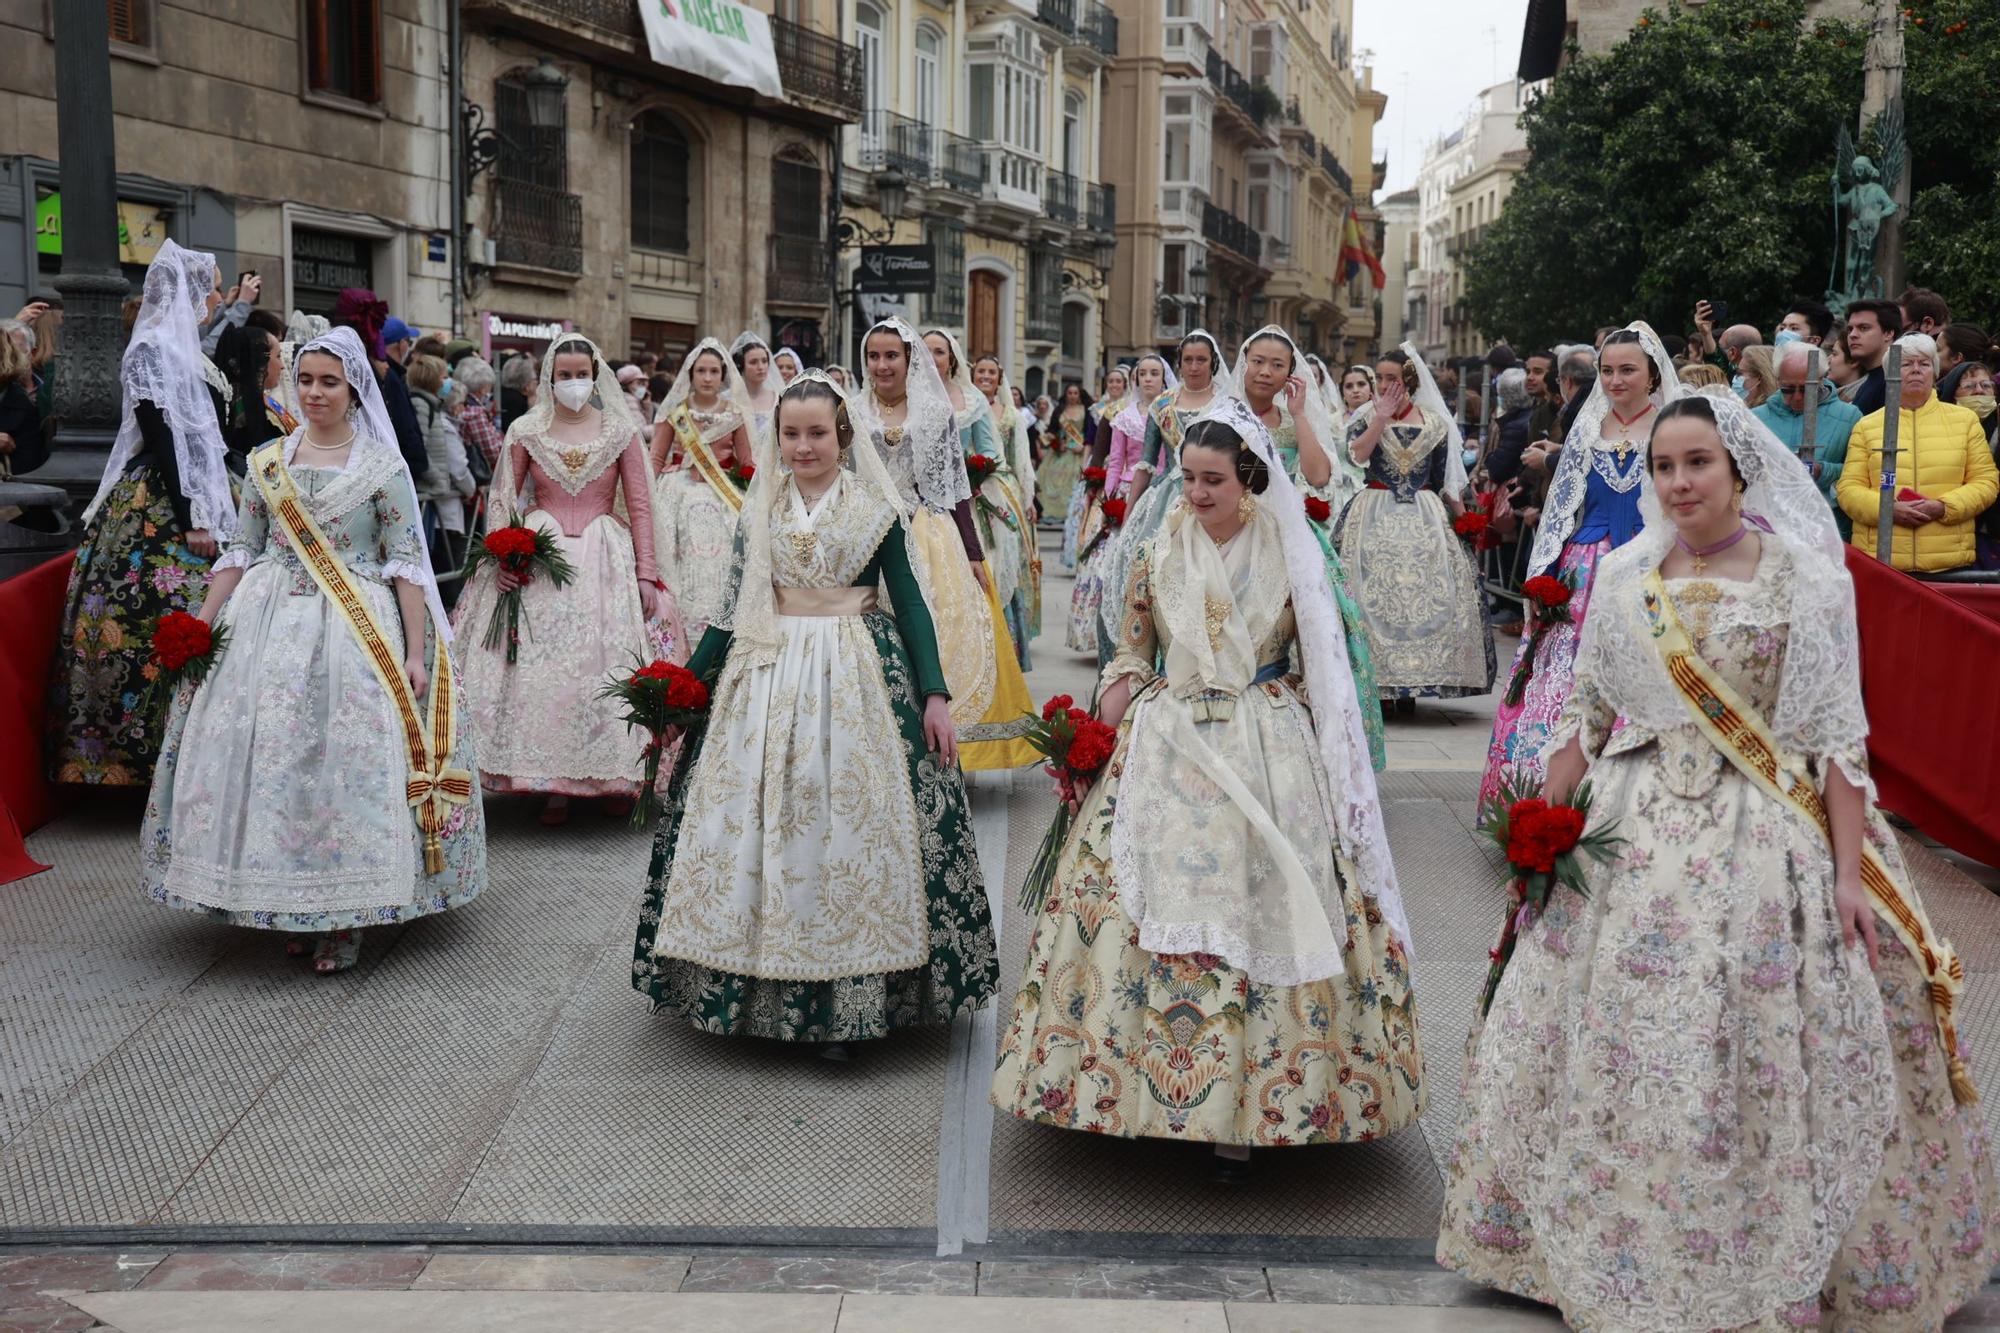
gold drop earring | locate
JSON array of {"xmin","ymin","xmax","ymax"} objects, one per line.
[
  {"xmin": 1731, "ymin": 483, "xmax": 1745, "ymax": 515},
  {"xmin": 1237, "ymin": 492, "xmax": 1258, "ymax": 522}
]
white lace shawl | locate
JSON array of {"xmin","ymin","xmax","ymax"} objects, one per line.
[
  {"xmin": 1528, "ymin": 320, "xmax": 1686, "ymax": 577},
  {"xmin": 86, "ymin": 239, "xmax": 236, "ymax": 537},
  {"xmin": 847, "ymin": 317, "xmax": 971, "ymax": 513}
]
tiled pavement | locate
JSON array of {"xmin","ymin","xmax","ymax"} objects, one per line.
[{"xmin": 5, "ymin": 534, "xmax": 1999, "ymax": 1329}]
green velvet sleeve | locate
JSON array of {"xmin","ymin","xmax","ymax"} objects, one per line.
[
  {"xmin": 872, "ymin": 522, "xmax": 950, "ymax": 700},
  {"xmin": 685, "ymin": 624, "xmax": 734, "ymax": 682},
  {"xmin": 967, "ymin": 413, "xmax": 1001, "ymax": 463}
]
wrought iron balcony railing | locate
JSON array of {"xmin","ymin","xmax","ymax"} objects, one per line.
[
  {"xmin": 1201, "ymin": 200, "xmax": 1262, "ymax": 266},
  {"xmin": 770, "ymin": 16, "xmax": 864, "ymax": 117},
  {"xmin": 1320, "ymin": 144, "xmax": 1353, "ymax": 198},
  {"xmin": 767, "ymin": 233, "xmax": 831, "ymax": 306},
  {"xmin": 1043, "ymin": 170, "xmax": 1081, "ymax": 226},
  {"xmin": 932, "ymin": 129, "xmax": 984, "ymax": 196},
  {"xmin": 1037, "ymin": 0, "xmax": 1076, "ymax": 37},
  {"xmin": 859, "ymin": 110, "xmax": 933, "ymax": 180},
  {"xmin": 493, "ymin": 176, "xmax": 583, "ymax": 273},
  {"xmin": 1085, "ymin": 181, "xmax": 1115, "ymax": 234},
  {"xmin": 1080, "ymin": 1, "xmax": 1117, "ymax": 56}
]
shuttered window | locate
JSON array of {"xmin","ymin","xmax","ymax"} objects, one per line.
[
  {"xmin": 106, "ymin": 0, "xmax": 152, "ymax": 46},
  {"xmin": 305, "ymin": 0, "xmax": 383, "ymax": 105}
]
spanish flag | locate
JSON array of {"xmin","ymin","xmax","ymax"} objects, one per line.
[{"xmin": 1340, "ymin": 210, "xmax": 1386, "ymax": 290}]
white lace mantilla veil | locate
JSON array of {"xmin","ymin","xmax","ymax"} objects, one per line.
[
  {"xmin": 923, "ymin": 327, "xmax": 993, "ymax": 435},
  {"xmin": 1110, "ymin": 394, "xmax": 1413, "ymax": 981},
  {"xmin": 772, "ymin": 347, "xmax": 805, "ymax": 378},
  {"xmin": 713, "ymin": 369, "xmax": 913, "ymax": 669},
  {"xmin": 86, "ymin": 238, "xmax": 236, "ymax": 538},
  {"xmin": 1177, "ymin": 327, "xmax": 1237, "ymax": 401},
  {"xmin": 1113, "ymin": 353, "xmax": 1178, "ymax": 443},
  {"xmin": 993, "ymin": 366, "xmax": 1036, "ymax": 495},
  {"xmin": 1231, "ymin": 327, "xmax": 1339, "ymax": 488},
  {"xmin": 654, "ymin": 335, "xmax": 751, "ymax": 434},
  {"xmin": 1395, "ymin": 341, "xmax": 1471, "ymax": 499},
  {"xmin": 267, "ymin": 326, "xmax": 453, "ymax": 643},
  {"xmin": 1569, "ymin": 388, "xmax": 1870, "ymax": 788},
  {"xmin": 1527, "ymin": 319, "xmax": 1685, "ymax": 578},
  {"xmin": 847, "ymin": 316, "xmax": 972, "ymax": 512},
  {"xmin": 495, "ymin": 332, "xmax": 644, "ymax": 501}
]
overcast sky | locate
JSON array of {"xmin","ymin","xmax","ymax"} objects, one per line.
[{"xmin": 1356, "ymin": 0, "xmax": 1532, "ymax": 197}]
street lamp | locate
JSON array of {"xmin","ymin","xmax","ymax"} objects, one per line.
[
  {"xmin": 1187, "ymin": 262, "xmax": 1209, "ymax": 304},
  {"xmin": 835, "ymin": 168, "xmax": 909, "ymax": 248},
  {"xmin": 521, "ymin": 58, "xmax": 568, "ymax": 130}
]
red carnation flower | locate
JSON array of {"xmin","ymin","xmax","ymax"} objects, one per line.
[
  {"xmin": 1452, "ymin": 511, "xmax": 1490, "ymax": 538},
  {"xmin": 1304, "ymin": 496, "xmax": 1332, "ymax": 523},
  {"xmin": 1522, "ymin": 574, "xmax": 1572, "ymax": 608},
  {"xmin": 664, "ymin": 673, "xmax": 709, "ymax": 710},
  {"xmin": 732, "ymin": 462, "xmax": 756, "ymax": 483},
  {"xmin": 150, "ymin": 611, "xmax": 213, "ymax": 673},
  {"xmin": 1101, "ymin": 498, "xmax": 1128, "ymax": 527},
  {"xmin": 1041, "ymin": 694, "xmax": 1074, "ymax": 721},
  {"xmin": 1064, "ymin": 719, "xmax": 1118, "ymax": 775}
]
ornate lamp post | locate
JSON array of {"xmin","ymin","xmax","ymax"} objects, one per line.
[{"xmin": 46, "ymin": 1, "xmax": 127, "ymax": 506}]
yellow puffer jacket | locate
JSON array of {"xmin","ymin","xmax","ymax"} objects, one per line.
[{"xmin": 1837, "ymin": 394, "xmax": 1999, "ymax": 572}]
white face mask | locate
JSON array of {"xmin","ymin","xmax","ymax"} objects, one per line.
[{"xmin": 553, "ymin": 379, "xmax": 594, "ymax": 411}]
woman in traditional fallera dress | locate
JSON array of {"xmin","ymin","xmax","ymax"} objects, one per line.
[
  {"xmin": 973, "ymin": 353, "xmax": 1041, "ymax": 663},
  {"xmin": 141, "ymin": 328, "xmax": 485, "ymax": 974},
  {"xmin": 848, "ymin": 317, "xmax": 998, "ymax": 732},
  {"xmin": 632, "ymin": 373, "xmax": 996, "ymax": 1051},
  {"xmin": 923, "ymin": 329, "xmax": 1040, "ymax": 770},
  {"xmin": 1438, "ymin": 391, "xmax": 1999, "ymax": 1332},
  {"xmin": 48, "ymin": 240, "xmax": 234, "ymax": 787},
  {"xmin": 729, "ymin": 331, "xmax": 779, "ymax": 443},
  {"xmin": 1069, "ymin": 358, "xmax": 1168, "ymax": 654},
  {"xmin": 1336, "ymin": 344, "xmax": 1494, "ymax": 709},
  {"xmin": 651, "ymin": 338, "xmax": 753, "ymax": 643},
  {"xmin": 453, "ymin": 335, "xmax": 673, "ymax": 824},
  {"xmin": 1044, "ymin": 382, "xmax": 1091, "ymax": 547},
  {"xmin": 772, "ymin": 346, "xmax": 804, "ymax": 387},
  {"xmin": 1062, "ymin": 369, "xmax": 1126, "ymax": 578},
  {"xmin": 992, "ymin": 399, "xmax": 1422, "ymax": 1173},
  {"xmin": 1227, "ymin": 326, "xmax": 1386, "ymax": 767},
  {"xmin": 1478, "ymin": 324, "xmax": 1678, "ymax": 814},
  {"xmin": 1096, "ymin": 330, "xmax": 1231, "ymax": 662}
]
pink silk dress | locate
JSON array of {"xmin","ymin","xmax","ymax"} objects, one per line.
[{"xmin": 456, "ymin": 432, "xmax": 672, "ymax": 796}]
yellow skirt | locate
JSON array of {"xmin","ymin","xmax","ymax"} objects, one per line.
[
  {"xmin": 910, "ymin": 509, "xmax": 997, "ymax": 730},
  {"xmin": 961, "ymin": 577, "xmax": 1042, "ymax": 772}
]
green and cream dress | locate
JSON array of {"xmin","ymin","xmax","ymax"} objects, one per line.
[{"xmin": 631, "ymin": 471, "xmax": 997, "ymax": 1040}]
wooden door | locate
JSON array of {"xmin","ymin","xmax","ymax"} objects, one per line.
[{"xmin": 969, "ymin": 270, "xmax": 1003, "ymax": 363}]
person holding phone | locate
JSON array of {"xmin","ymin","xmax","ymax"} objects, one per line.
[{"xmin": 200, "ymin": 269, "xmax": 262, "ymax": 356}]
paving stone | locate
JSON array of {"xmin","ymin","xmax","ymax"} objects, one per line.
[
  {"xmin": 1267, "ymin": 1261, "xmax": 1537, "ymax": 1307},
  {"xmin": 135, "ymin": 1250, "xmax": 429, "ymax": 1291},
  {"xmin": 974, "ymin": 1260, "xmax": 1268, "ymax": 1302},
  {"xmin": 65, "ymin": 1289, "xmax": 840, "ymax": 1333},
  {"xmin": 679, "ymin": 1254, "xmax": 973, "ymax": 1296},
  {"xmin": 412, "ymin": 1252, "xmax": 691, "ymax": 1291},
  {"xmin": 841, "ymin": 1294, "xmax": 1228, "ymax": 1331}
]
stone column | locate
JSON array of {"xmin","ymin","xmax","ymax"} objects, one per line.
[
  {"xmin": 47, "ymin": 0, "xmax": 128, "ymax": 506},
  {"xmin": 1861, "ymin": 0, "xmax": 1907, "ymax": 299}
]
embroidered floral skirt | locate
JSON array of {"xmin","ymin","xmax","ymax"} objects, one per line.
[
  {"xmin": 632, "ymin": 611, "xmax": 997, "ymax": 1042},
  {"xmin": 1477, "ymin": 537, "xmax": 1609, "ymax": 819},
  {"xmin": 1043, "ymin": 452, "xmax": 1083, "ymax": 544},
  {"xmin": 1437, "ymin": 742, "xmax": 1999, "ymax": 1331},
  {"xmin": 46, "ymin": 468, "xmax": 216, "ymax": 787},
  {"xmin": 1334, "ymin": 488, "xmax": 1494, "ymax": 699},
  {"xmin": 990, "ymin": 724, "xmax": 1424, "ymax": 1146},
  {"xmin": 1066, "ymin": 525, "xmax": 1115, "ymax": 655}
]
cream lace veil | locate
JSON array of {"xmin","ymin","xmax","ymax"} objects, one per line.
[
  {"xmin": 87, "ymin": 239, "xmax": 236, "ymax": 538},
  {"xmin": 847, "ymin": 317, "xmax": 971, "ymax": 512},
  {"xmin": 1231, "ymin": 326, "xmax": 1337, "ymax": 477},
  {"xmin": 1113, "ymin": 354, "xmax": 1177, "ymax": 443},
  {"xmin": 655, "ymin": 336, "xmax": 749, "ymax": 436},
  {"xmin": 1397, "ymin": 341, "xmax": 1470, "ymax": 498},
  {"xmin": 1529, "ymin": 320, "xmax": 1685, "ymax": 577}
]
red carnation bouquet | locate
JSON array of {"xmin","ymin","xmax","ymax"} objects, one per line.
[
  {"xmin": 729, "ymin": 460, "xmax": 756, "ymax": 490},
  {"xmin": 1304, "ymin": 495, "xmax": 1333, "ymax": 524},
  {"xmin": 1502, "ymin": 568, "xmax": 1580, "ymax": 707},
  {"xmin": 1100, "ymin": 497, "xmax": 1127, "ymax": 527},
  {"xmin": 1476, "ymin": 774, "xmax": 1623, "ymax": 1014},
  {"xmin": 964, "ymin": 453, "xmax": 999, "ymax": 487},
  {"xmin": 599, "ymin": 657, "xmax": 711, "ymax": 828},
  {"xmin": 1017, "ymin": 694, "xmax": 1120, "ymax": 910},
  {"xmin": 462, "ymin": 512, "xmax": 578, "ymax": 663},
  {"xmin": 141, "ymin": 609, "xmax": 229, "ymax": 721},
  {"xmin": 1081, "ymin": 466, "xmax": 1108, "ymax": 492},
  {"xmin": 1452, "ymin": 509, "xmax": 1492, "ymax": 549}
]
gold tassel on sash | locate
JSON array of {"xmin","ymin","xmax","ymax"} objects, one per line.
[
  {"xmin": 252, "ymin": 444, "xmax": 472, "ymax": 877},
  {"xmin": 1643, "ymin": 572, "xmax": 1976, "ymax": 1105}
]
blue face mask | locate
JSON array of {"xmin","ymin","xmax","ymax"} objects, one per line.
[
  {"xmin": 1462, "ymin": 448, "xmax": 1478, "ymax": 469},
  {"xmin": 441, "ymin": 376, "xmax": 455, "ymax": 400}
]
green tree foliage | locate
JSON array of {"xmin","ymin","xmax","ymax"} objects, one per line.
[
  {"xmin": 1902, "ymin": 0, "xmax": 2000, "ymax": 328},
  {"xmin": 1465, "ymin": 0, "xmax": 1865, "ymax": 350}
]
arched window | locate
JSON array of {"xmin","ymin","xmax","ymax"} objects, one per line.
[
  {"xmin": 631, "ymin": 110, "xmax": 692, "ymax": 252},
  {"xmin": 915, "ymin": 25, "xmax": 943, "ymax": 128}
]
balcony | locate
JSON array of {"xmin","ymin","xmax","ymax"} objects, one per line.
[
  {"xmin": 1202, "ymin": 200, "xmax": 1262, "ymax": 267},
  {"xmin": 979, "ymin": 144, "xmax": 1044, "ymax": 217},
  {"xmin": 859, "ymin": 110, "xmax": 933, "ymax": 181},
  {"xmin": 1085, "ymin": 181, "xmax": 1115, "ymax": 234},
  {"xmin": 1027, "ymin": 296, "xmax": 1063, "ymax": 345},
  {"xmin": 493, "ymin": 177, "xmax": 583, "ymax": 274},
  {"xmin": 1079, "ymin": 1, "xmax": 1117, "ymax": 58},
  {"xmin": 1320, "ymin": 144, "xmax": 1353, "ymax": 199},
  {"xmin": 1036, "ymin": 0, "xmax": 1075, "ymax": 36},
  {"xmin": 1207, "ymin": 51, "xmax": 1272, "ymax": 140},
  {"xmin": 767, "ymin": 234, "xmax": 830, "ymax": 308},
  {"xmin": 932, "ymin": 129, "xmax": 984, "ymax": 196},
  {"xmin": 1043, "ymin": 171, "xmax": 1081, "ymax": 226},
  {"xmin": 770, "ymin": 16, "xmax": 864, "ymax": 119}
]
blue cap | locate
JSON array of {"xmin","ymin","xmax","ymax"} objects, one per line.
[{"xmin": 383, "ymin": 317, "xmax": 421, "ymax": 344}]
